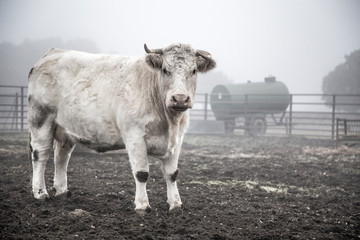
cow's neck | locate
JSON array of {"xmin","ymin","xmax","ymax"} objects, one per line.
[
  {"xmin": 143, "ymin": 68, "xmax": 187, "ymax": 157},
  {"xmin": 149, "ymin": 88, "xmax": 187, "ymax": 157},
  {"xmin": 143, "ymin": 71, "xmax": 166, "ymax": 119},
  {"xmin": 163, "ymin": 110, "xmax": 187, "ymax": 158}
]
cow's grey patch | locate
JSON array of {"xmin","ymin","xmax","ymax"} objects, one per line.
[
  {"xmin": 28, "ymin": 96, "xmax": 55, "ymax": 128},
  {"xmin": 29, "ymin": 142, "xmax": 33, "ymax": 153},
  {"xmin": 77, "ymin": 138, "xmax": 125, "ymax": 153},
  {"xmin": 94, "ymin": 145, "xmax": 123, "ymax": 153},
  {"xmin": 54, "ymin": 124, "xmax": 75, "ymax": 148},
  {"xmin": 170, "ymin": 170, "xmax": 179, "ymax": 182},
  {"xmin": 33, "ymin": 150, "xmax": 39, "ymax": 161},
  {"xmin": 28, "ymin": 132, "xmax": 33, "ymax": 163},
  {"xmin": 77, "ymin": 138, "xmax": 92, "ymax": 145},
  {"xmin": 136, "ymin": 171, "xmax": 149, "ymax": 183}
]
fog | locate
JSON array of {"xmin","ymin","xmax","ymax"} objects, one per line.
[{"xmin": 1, "ymin": 0, "xmax": 360, "ymax": 94}]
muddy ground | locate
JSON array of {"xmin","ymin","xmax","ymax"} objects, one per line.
[{"xmin": 0, "ymin": 132, "xmax": 359, "ymax": 240}]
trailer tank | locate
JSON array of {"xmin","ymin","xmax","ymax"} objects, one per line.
[{"xmin": 210, "ymin": 77, "xmax": 290, "ymax": 120}]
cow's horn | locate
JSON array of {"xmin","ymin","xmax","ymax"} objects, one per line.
[
  {"xmin": 144, "ymin": 44, "xmax": 163, "ymax": 54},
  {"xmin": 196, "ymin": 50, "xmax": 212, "ymax": 60}
]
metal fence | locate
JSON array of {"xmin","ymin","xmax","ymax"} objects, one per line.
[
  {"xmin": 0, "ymin": 85, "xmax": 28, "ymax": 131},
  {"xmin": 336, "ymin": 118, "xmax": 360, "ymax": 147},
  {"xmin": 1, "ymin": 85, "xmax": 359, "ymax": 139},
  {"xmin": 190, "ymin": 93, "xmax": 360, "ymax": 139}
]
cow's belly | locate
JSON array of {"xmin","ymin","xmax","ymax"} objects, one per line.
[
  {"xmin": 66, "ymin": 128, "xmax": 126, "ymax": 153},
  {"xmin": 76, "ymin": 137, "xmax": 126, "ymax": 152},
  {"xmin": 57, "ymin": 107, "xmax": 125, "ymax": 152}
]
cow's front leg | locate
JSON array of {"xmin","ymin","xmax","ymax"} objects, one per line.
[
  {"xmin": 161, "ymin": 153, "xmax": 182, "ymax": 211},
  {"xmin": 125, "ymin": 136, "xmax": 150, "ymax": 214}
]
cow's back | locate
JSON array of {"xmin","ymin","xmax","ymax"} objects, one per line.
[
  {"xmin": 29, "ymin": 49, "xmax": 133, "ymax": 103},
  {"xmin": 28, "ymin": 49, "xmax": 137, "ymax": 146}
]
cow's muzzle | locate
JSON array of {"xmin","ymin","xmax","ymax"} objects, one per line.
[{"xmin": 169, "ymin": 94, "xmax": 192, "ymax": 112}]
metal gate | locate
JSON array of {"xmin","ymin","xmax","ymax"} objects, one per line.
[
  {"xmin": 189, "ymin": 93, "xmax": 360, "ymax": 139},
  {"xmin": 0, "ymin": 85, "xmax": 28, "ymax": 131}
]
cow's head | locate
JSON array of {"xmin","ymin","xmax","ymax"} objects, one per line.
[{"xmin": 144, "ymin": 43, "xmax": 216, "ymax": 113}]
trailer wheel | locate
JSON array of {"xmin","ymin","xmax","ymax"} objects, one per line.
[
  {"xmin": 225, "ymin": 120, "xmax": 235, "ymax": 134},
  {"xmin": 249, "ymin": 115, "xmax": 267, "ymax": 136}
]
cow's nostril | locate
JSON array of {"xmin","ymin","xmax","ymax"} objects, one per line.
[{"xmin": 171, "ymin": 94, "xmax": 191, "ymax": 106}]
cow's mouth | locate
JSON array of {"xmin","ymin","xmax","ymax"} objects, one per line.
[
  {"xmin": 170, "ymin": 106, "xmax": 190, "ymax": 112},
  {"xmin": 168, "ymin": 94, "xmax": 192, "ymax": 113}
]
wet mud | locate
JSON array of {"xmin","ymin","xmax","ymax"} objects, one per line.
[{"xmin": 1, "ymin": 133, "xmax": 359, "ymax": 239}]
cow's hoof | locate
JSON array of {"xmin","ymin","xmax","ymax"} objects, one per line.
[
  {"xmin": 169, "ymin": 204, "xmax": 183, "ymax": 215},
  {"xmin": 135, "ymin": 206, "xmax": 151, "ymax": 216},
  {"xmin": 55, "ymin": 190, "xmax": 72, "ymax": 198},
  {"xmin": 50, "ymin": 186, "xmax": 71, "ymax": 198},
  {"xmin": 34, "ymin": 193, "xmax": 50, "ymax": 201},
  {"xmin": 34, "ymin": 189, "xmax": 50, "ymax": 201}
]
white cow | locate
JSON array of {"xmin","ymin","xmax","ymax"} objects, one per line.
[{"xmin": 28, "ymin": 43, "xmax": 216, "ymax": 214}]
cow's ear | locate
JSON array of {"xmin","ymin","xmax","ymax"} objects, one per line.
[
  {"xmin": 145, "ymin": 54, "xmax": 163, "ymax": 70},
  {"xmin": 196, "ymin": 50, "xmax": 216, "ymax": 73}
]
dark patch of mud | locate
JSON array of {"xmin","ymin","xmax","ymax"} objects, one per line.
[{"xmin": 1, "ymin": 133, "xmax": 359, "ymax": 239}]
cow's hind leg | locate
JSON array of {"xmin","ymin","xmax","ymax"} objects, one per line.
[
  {"xmin": 29, "ymin": 126, "xmax": 54, "ymax": 200},
  {"xmin": 28, "ymin": 96, "xmax": 56, "ymax": 200},
  {"xmin": 53, "ymin": 126, "xmax": 75, "ymax": 197}
]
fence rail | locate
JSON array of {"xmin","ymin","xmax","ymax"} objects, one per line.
[
  {"xmin": 1, "ymin": 85, "xmax": 359, "ymax": 139},
  {"xmin": 336, "ymin": 118, "xmax": 360, "ymax": 147},
  {"xmin": 190, "ymin": 93, "xmax": 360, "ymax": 139},
  {"xmin": 0, "ymin": 85, "xmax": 28, "ymax": 131}
]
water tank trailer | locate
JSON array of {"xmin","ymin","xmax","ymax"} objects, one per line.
[{"xmin": 210, "ymin": 76, "xmax": 290, "ymax": 135}]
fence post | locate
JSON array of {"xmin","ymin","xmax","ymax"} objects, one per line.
[
  {"xmin": 244, "ymin": 95, "xmax": 249, "ymax": 134},
  {"xmin": 344, "ymin": 119, "xmax": 347, "ymax": 135},
  {"xmin": 15, "ymin": 92, "xmax": 19, "ymax": 130},
  {"xmin": 331, "ymin": 95, "xmax": 336, "ymax": 139},
  {"xmin": 21, "ymin": 87, "xmax": 24, "ymax": 131},
  {"xmin": 289, "ymin": 94, "xmax": 293, "ymax": 136},
  {"xmin": 244, "ymin": 94, "xmax": 248, "ymax": 117},
  {"xmin": 204, "ymin": 93, "xmax": 208, "ymax": 121},
  {"xmin": 336, "ymin": 118, "xmax": 339, "ymax": 148}
]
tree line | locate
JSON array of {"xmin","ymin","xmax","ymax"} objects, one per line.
[
  {"xmin": 322, "ymin": 49, "xmax": 360, "ymax": 112},
  {"xmin": 0, "ymin": 38, "xmax": 100, "ymax": 87}
]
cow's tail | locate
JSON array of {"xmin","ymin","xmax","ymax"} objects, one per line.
[{"xmin": 28, "ymin": 131, "xmax": 33, "ymax": 186}]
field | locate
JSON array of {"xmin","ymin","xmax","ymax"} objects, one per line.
[{"xmin": 0, "ymin": 132, "xmax": 359, "ymax": 239}]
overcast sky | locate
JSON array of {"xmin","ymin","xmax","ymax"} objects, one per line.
[{"xmin": 1, "ymin": 0, "xmax": 359, "ymax": 93}]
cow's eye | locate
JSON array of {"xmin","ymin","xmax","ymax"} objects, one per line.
[
  {"xmin": 162, "ymin": 68, "xmax": 170, "ymax": 76},
  {"xmin": 192, "ymin": 69, "xmax": 197, "ymax": 75}
]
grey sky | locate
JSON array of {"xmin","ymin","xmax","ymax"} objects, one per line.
[{"xmin": 1, "ymin": 0, "xmax": 359, "ymax": 93}]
